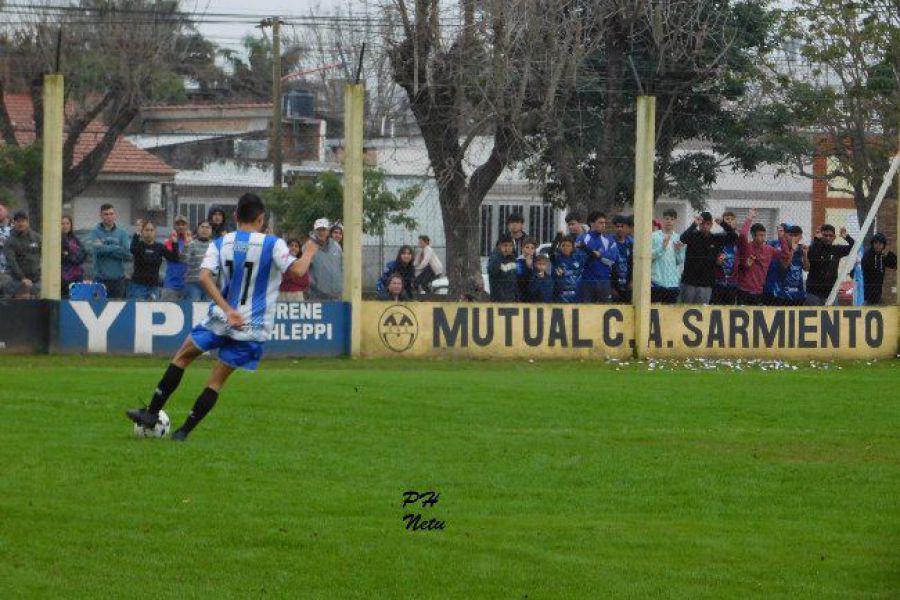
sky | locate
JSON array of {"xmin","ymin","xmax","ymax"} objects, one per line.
[{"xmin": 189, "ymin": 0, "xmax": 365, "ymax": 53}]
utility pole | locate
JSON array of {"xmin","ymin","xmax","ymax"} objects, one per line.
[
  {"xmin": 260, "ymin": 17, "xmax": 284, "ymax": 188},
  {"xmin": 41, "ymin": 30, "xmax": 65, "ymax": 300}
]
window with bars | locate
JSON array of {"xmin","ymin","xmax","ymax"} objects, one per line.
[{"xmin": 480, "ymin": 202, "xmax": 557, "ymax": 256}]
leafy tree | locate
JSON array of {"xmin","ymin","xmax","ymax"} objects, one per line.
[
  {"xmin": 0, "ymin": 0, "xmax": 207, "ymax": 229},
  {"xmin": 529, "ymin": 0, "xmax": 783, "ymax": 214},
  {"xmin": 220, "ymin": 33, "xmax": 304, "ymax": 102},
  {"xmin": 0, "ymin": 143, "xmax": 40, "ymax": 204},
  {"xmin": 767, "ymin": 0, "xmax": 899, "ymax": 228},
  {"xmin": 265, "ymin": 168, "xmax": 420, "ymax": 239}
]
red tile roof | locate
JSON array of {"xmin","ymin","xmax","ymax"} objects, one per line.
[{"xmin": 2, "ymin": 93, "xmax": 175, "ymax": 177}]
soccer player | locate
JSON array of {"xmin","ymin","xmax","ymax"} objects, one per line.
[{"xmin": 126, "ymin": 193, "xmax": 318, "ymax": 441}]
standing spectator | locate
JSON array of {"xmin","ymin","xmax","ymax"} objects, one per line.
[
  {"xmin": 679, "ymin": 211, "xmax": 736, "ymax": 305},
  {"xmin": 860, "ymin": 233, "xmax": 896, "ymax": 305},
  {"xmin": 775, "ymin": 225, "xmax": 807, "ymax": 306},
  {"xmin": 183, "ymin": 221, "xmax": 213, "ymax": 302},
  {"xmin": 516, "ymin": 238, "xmax": 538, "ymax": 301},
  {"xmin": 577, "ymin": 211, "xmax": 617, "ymax": 303},
  {"xmin": 207, "ymin": 205, "xmax": 229, "ymax": 239},
  {"xmin": 89, "ymin": 204, "xmax": 130, "ymax": 298},
  {"xmin": 553, "ymin": 235, "xmax": 584, "ymax": 303},
  {"xmin": 4, "ymin": 210, "xmax": 41, "ymax": 298},
  {"xmin": 414, "ymin": 235, "xmax": 444, "ymax": 293},
  {"xmin": 61, "ymin": 215, "xmax": 86, "ymax": 297},
  {"xmin": 488, "ymin": 234, "xmax": 519, "ymax": 301},
  {"xmin": 330, "ymin": 224, "xmax": 344, "ymax": 247},
  {"xmin": 735, "ymin": 208, "xmax": 789, "ymax": 305},
  {"xmin": 550, "ymin": 212, "xmax": 587, "ymax": 259},
  {"xmin": 308, "ymin": 218, "xmax": 343, "ymax": 300},
  {"xmin": 506, "ymin": 213, "xmax": 528, "ymax": 256},
  {"xmin": 712, "ymin": 211, "xmax": 739, "ymax": 305},
  {"xmin": 650, "ymin": 209, "xmax": 684, "ymax": 303},
  {"xmin": 278, "ymin": 239, "xmax": 311, "ymax": 302},
  {"xmin": 376, "ymin": 245, "xmax": 416, "ymax": 300},
  {"xmin": 804, "ymin": 224, "xmax": 855, "ymax": 305},
  {"xmin": 0, "ymin": 201, "xmax": 11, "ymax": 297},
  {"xmin": 762, "ymin": 224, "xmax": 788, "ymax": 305},
  {"xmin": 611, "ymin": 214, "xmax": 634, "ymax": 303},
  {"xmin": 529, "ymin": 254, "xmax": 555, "ymax": 302},
  {"xmin": 129, "ymin": 220, "xmax": 180, "ymax": 301},
  {"xmin": 161, "ymin": 215, "xmax": 192, "ymax": 301}
]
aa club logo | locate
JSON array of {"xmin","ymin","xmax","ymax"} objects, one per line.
[{"xmin": 378, "ymin": 305, "xmax": 419, "ymax": 352}]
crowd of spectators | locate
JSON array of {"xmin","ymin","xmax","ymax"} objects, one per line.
[
  {"xmin": 473, "ymin": 208, "xmax": 895, "ymax": 306},
  {"xmin": 0, "ymin": 199, "xmax": 895, "ymax": 306}
]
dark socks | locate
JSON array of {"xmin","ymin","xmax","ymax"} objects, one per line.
[
  {"xmin": 177, "ymin": 387, "xmax": 219, "ymax": 434},
  {"xmin": 148, "ymin": 363, "xmax": 185, "ymax": 414}
]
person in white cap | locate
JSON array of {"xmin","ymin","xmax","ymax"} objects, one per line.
[{"xmin": 307, "ymin": 217, "xmax": 343, "ymax": 300}]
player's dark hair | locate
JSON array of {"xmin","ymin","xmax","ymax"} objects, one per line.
[
  {"xmin": 564, "ymin": 211, "xmax": 582, "ymax": 224},
  {"xmin": 821, "ymin": 224, "xmax": 836, "ymax": 234},
  {"xmin": 750, "ymin": 223, "xmax": 766, "ymax": 235},
  {"xmin": 100, "ymin": 203, "xmax": 114, "ymax": 213},
  {"xmin": 236, "ymin": 193, "xmax": 266, "ymax": 223},
  {"xmin": 559, "ymin": 234, "xmax": 576, "ymax": 246},
  {"xmin": 587, "ymin": 211, "xmax": 607, "ymax": 224},
  {"xmin": 418, "ymin": 234, "xmax": 430, "ymax": 244},
  {"xmin": 506, "ymin": 213, "xmax": 524, "ymax": 224},
  {"xmin": 663, "ymin": 208, "xmax": 677, "ymax": 219},
  {"xmin": 722, "ymin": 210, "xmax": 736, "ymax": 218},
  {"xmin": 395, "ymin": 244, "xmax": 415, "ymax": 264},
  {"xmin": 497, "ymin": 233, "xmax": 514, "ymax": 245},
  {"xmin": 612, "ymin": 214, "xmax": 627, "ymax": 225}
]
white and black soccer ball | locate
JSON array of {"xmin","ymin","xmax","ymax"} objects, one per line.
[{"xmin": 133, "ymin": 410, "xmax": 171, "ymax": 438}]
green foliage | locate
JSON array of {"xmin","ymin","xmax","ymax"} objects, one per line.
[
  {"xmin": 768, "ymin": 0, "xmax": 898, "ymax": 208},
  {"xmin": 264, "ymin": 168, "xmax": 420, "ymax": 238},
  {"xmin": 220, "ymin": 34, "xmax": 304, "ymax": 102},
  {"xmin": 0, "ymin": 143, "xmax": 41, "ymax": 203},
  {"xmin": 265, "ymin": 171, "xmax": 344, "ymax": 238},
  {"xmin": 528, "ymin": 1, "xmax": 788, "ymax": 211},
  {"xmin": 362, "ymin": 168, "xmax": 421, "ymax": 238}
]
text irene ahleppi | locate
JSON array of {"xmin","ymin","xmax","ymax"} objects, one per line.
[{"xmin": 402, "ymin": 490, "xmax": 445, "ymax": 531}]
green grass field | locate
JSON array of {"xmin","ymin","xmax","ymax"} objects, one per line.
[{"xmin": 0, "ymin": 355, "xmax": 897, "ymax": 598}]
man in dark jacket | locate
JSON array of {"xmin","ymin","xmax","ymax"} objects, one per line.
[
  {"xmin": 488, "ymin": 234, "xmax": 519, "ymax": 302},
  {"xmin": 4, "ymin": 210, "xmax": 42, "ymax": 298},
  {"xmin": 804, "ymin": 224, "xmax": 854, "ymax": 305},
  {"xmin": 506, "ymin": 213, "xmax": 528, "ymax": 257},
  {"xmin": 207, "ymin": 205, "xmax": 229, "ymax": 239},
  {"xmin": 129, "ymin": 220, "xmax": 181, "ymax": 300},
  {"xmin": 861, "ymin": 233, "xmax": 896, "ymax": 305},
  {"xmin": 679, "ymin": 211, "xmax": 737, "ymax": 305}
]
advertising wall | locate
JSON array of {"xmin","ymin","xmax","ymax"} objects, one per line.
[
  {"xmin": 59, "ymin": 301, "xmax": 349, "ymax": 357},
  {"xmin": 362, "ymin": 302, "xmax": 898, "ymax": 360},
  {"xmin": 0, "ymin": 300, "xmax": 55, "ymax": 354}
]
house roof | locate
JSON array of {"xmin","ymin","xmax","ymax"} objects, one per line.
[{"xmin": 2, "ymin": 93, "xmax": 175, "ymax": 178}]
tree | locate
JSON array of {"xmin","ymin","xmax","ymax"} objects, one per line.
[
  {"xmin": 220, "ymin": 33, "xmax": 304, "ymax": 102},
  {"xmin": 769, "ymin": 0, "xmax": 899, "ymax": 229},
  {"xmin": 529, "ymin": 0, "xmax": 783, "ymax": 215},
  {"xmin": 0, "ymin": 0, "xmax": 204, "ymax": 229},
  {"xmin": 265, "ymin": 168, "xmax": 420, "ymax": 239},
  {"xmin": 385, "ymin": 0, "xmax": 599, "ymax": 295}
]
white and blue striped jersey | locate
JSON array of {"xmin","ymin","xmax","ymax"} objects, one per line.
[{"xmin": 200, "ymin": 231, "xmax": 296, "ymax": 342}]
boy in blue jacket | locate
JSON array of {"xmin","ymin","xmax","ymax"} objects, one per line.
[
  {"xmin": 576, "ymin": 211, "xmax": 618, "ymax": 303},
  {"xmin": 529, "ymin": 254, "xmax": 555, "ymax": 302},
  {"xmin": 553, "ymin": 235, "xmax": 584, "ymax": 303}
]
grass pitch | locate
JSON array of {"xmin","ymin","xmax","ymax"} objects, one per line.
[{"xmin": 0, "ymin": 355, "xmax": 897, "ymax": 598}]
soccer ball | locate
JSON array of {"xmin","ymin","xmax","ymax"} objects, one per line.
[{"xmin": 133, "ymin": 410, "xmax": 171, "ymax": 438}]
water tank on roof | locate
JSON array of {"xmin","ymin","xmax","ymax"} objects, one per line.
[{"xmin": 283, "ymin": 90, "xmax": 315, "ymax": 119}]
